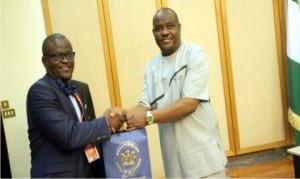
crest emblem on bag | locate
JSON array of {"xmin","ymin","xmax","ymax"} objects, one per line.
[{"xmin": 115, "ymin": 141, "xmax": 142, "ymax": 177}]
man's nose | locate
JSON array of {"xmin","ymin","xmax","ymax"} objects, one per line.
[{"xmin": 161, "ymin": 27, "xmax": 170, "ymax": 35}]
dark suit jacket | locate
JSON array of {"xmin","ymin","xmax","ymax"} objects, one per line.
[{"xmin": 26, "ymin": 75, "xmax": 110, "ymax": 178}]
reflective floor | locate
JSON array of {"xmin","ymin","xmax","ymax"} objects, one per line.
[{"xmin": 226, "ymin": 147, "xmax": 295, "ymax": 178}]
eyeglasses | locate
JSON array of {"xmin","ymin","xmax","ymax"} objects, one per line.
[{"xmin": 44, "ymin": 52, "xmax": 75, "ymax": 61}]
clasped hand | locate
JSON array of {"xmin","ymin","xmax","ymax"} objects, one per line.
[
  {"xmin": 103, "ymin": 107, "xmax": 126, "ymax": 133},
  {"xmin": 125, "ymin": 111, "xmax": 148, "ymax": 130},
  {"xmin": 104, "ymin": 107, "xmax": 148, "ymax": 132}
]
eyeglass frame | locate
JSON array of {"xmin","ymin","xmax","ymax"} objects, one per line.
[{"xmin": 43, "ymin": 51, "xmax": 76, "ymax": 61}]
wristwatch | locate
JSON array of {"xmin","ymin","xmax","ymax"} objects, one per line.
[{"xmin": 146, "ymin": 111, "xmax": 154, "ymax": 125}]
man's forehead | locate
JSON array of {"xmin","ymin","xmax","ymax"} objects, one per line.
[
  {"xmin": 46, "ymin": 39, "xmax": 72, "ymax": 52},
  {"xmin": 154, "ymin": 13, "xmax": 177, "ymax": 24}
]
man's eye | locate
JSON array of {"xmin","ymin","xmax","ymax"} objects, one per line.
[
  {"xmin": 65, "ymin": 53, "xmax": 73, "ymax": 59},
  {"xmin": 167, "ymin": 24, "xmax": 175, "ymax": 29},
  {"xmin": 154, "ymin": 26, "xmax": 163, "ymax": 32},
  {"xmin": 49, "ymin": 54, "xmax": 61, "ymax": 59}
]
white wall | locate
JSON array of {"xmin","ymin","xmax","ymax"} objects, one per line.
[{"xmin": 1, "ymin": 0, "xmax": 46, "ymax": 177}]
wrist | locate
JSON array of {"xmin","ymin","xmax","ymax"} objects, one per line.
[{"xmin": 146, "ymin": 111, "xmax": 154, "ymax": 125}]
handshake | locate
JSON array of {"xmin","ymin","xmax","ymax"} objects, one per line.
[{"xmin": 103, "ymin": 107, "xmax": 150, "ymax": 133}]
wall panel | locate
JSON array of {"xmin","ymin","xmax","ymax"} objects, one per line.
[
  {"xmin": 1, "ymin": 0, "xmax": 46, "ymax": 177},
  {"xmin": 226, "ymin": 0, "xmax": 286, "ymax": 150}
]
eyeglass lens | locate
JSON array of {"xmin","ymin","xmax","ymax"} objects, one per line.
[{"xmin": 45, "ymin": 52, "xmax": 75, "ymax": 61}]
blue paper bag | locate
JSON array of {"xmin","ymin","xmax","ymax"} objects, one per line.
[{"xmin": 102, "ymin": 128, "xmax": 152, "ymax": 178}]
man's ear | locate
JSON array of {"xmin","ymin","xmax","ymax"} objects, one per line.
[{"xmin": 42, "ymin": 56, "xmax": 47, "ymax": 67}]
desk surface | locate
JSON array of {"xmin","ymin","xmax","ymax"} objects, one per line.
[{"xmin": 287, "ymin": 146, "xmax": 300, "ymax": 156}]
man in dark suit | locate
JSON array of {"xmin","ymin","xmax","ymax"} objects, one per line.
[{"xmin": 26, "ymin": 33, "xmax": 124, "ymax": 178}]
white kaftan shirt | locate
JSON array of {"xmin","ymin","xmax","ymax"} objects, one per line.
[{"xmin": 139, "ymin": 42, "xmax": 227, "ymax": 177}]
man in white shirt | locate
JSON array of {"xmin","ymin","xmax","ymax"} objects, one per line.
[{"xmin": 126, "ymin": 8, "xmax": 228, "ymax": 178}]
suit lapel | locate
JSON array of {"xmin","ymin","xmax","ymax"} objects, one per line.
[{"xmin": 41, "ymin": 75, "xmax": 79, "ymax": 122}]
